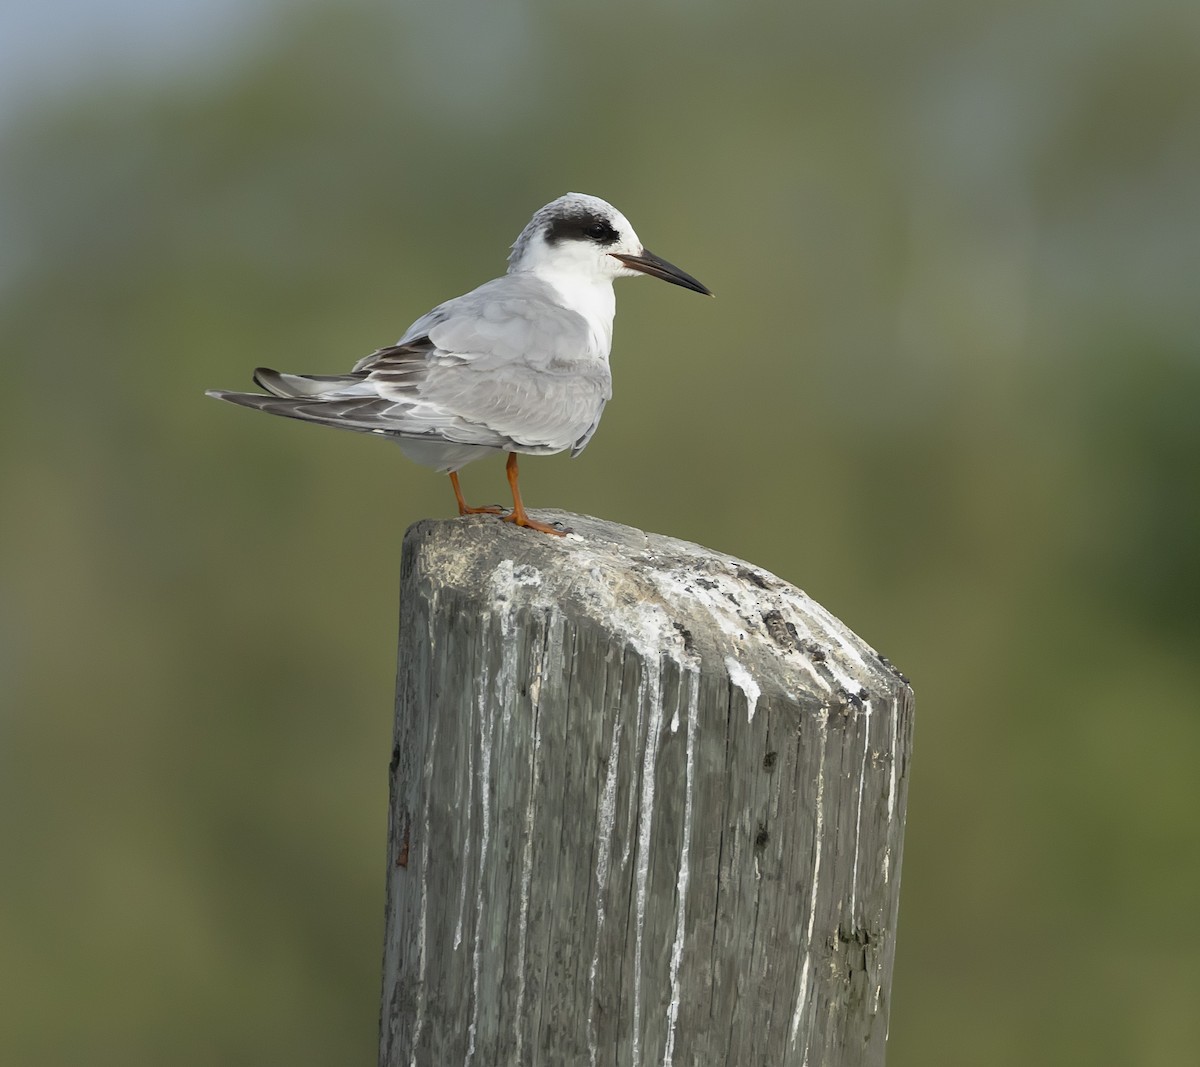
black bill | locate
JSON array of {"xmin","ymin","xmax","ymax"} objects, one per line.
[{"xmin": 611, "ymin": 248, "xmax": 713, "ymax": 296}]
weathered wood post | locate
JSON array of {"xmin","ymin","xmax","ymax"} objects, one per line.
[{"xmin": 380, "ymin": 511, "xmax": 913, "ymax": 1067}]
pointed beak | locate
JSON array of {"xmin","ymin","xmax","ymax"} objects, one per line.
[{"xmin": 611, "ymin": 248, "xmax": 713, "ymax": 296}]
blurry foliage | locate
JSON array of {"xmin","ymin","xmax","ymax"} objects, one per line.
[{"xmin": 2, "ymin": 0, "xmax": 1198, "ymax": 1064}]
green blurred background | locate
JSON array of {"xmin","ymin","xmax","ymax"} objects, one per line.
[{"xmin": 2, "ymin": 0, "xmax": 1198, "ymax": 1063}]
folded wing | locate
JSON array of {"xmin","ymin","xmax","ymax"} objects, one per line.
[{"xmin": 208, "ymin": 276, "xmax": 613, "ymax": 457}]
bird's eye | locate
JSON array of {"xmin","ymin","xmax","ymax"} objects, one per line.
[{"xmin": 585, "ymin": 222, "xmax": 612, "ymax": 241}]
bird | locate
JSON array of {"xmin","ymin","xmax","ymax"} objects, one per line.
[{"xmin": 207, "ymin": 192, "xmax": 712, "ymax": 535}]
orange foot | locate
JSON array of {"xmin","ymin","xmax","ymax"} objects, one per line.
[
  {"xmin": 502, "ymin": 453, "xmax": 566, "ymax": 536},
  {"xmin": 502, "ymin": 509, "xmax": 565, "ymax": 536},
  {"xmin": 449, "ymin": 471, "xmax": 507, "ymax": 517}
]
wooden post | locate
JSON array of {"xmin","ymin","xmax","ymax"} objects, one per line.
[{"xmin": 379, "ymin": 512, "xmax": 913, "ymax": 1067}]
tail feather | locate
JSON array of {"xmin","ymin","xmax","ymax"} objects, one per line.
[
  {"xmin": 204, "ymin": 388, "xmax": 515, "ymax": 451},
  {"xmin": 252, "ymin": 366, "xmax": 370, "ymax": 398},
  {"xmin": 205, "ymin": 389, "xmax": 395, "ymax": 435}
]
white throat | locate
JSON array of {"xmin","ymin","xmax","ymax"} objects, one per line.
[{"xmin": 529, "ymin": 264, "xmax": 617, "ymax": 358}]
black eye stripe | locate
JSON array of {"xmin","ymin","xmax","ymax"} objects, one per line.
[{"xmin": 545, "ymin": 212, "xmax": 619, "ymax": 246}]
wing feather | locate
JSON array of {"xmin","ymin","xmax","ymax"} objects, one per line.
[{"xmin": 365, "ymin": 276, "xmax": 612, "ymax": 454}]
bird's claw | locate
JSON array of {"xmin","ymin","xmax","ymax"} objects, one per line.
[{"xmin": 502, "ymin": 512, "xmax": 566, "ymax": 537}]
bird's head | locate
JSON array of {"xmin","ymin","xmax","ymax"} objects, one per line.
[{"xmin": 508, "ymin": 193, "xmax": 712, "ymax": 296}]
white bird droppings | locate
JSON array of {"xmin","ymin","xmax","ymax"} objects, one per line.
[
  {"xmin": 663, "ymin": 669, "xmax": 700, "ymax": 1066},
  {"xmin": 725, "ymin": 655, "xmax": 761, "ymax": 722},
  {"xmin": 790, "ymin": 708, "xmax": 828, "ymax": 1055}
]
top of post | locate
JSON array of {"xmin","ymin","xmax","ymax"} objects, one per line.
[{"xmin": 402, "ymin": 510, "xmax": 910, "ymax": 712}]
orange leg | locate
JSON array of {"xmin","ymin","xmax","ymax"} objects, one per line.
[
  {"xmin": 501, "ymin": 453, "xmax": 564, "ymax": 536},
  {"xmin": 448, "ymin": 471, "xmax": 505, "ymax": 517}
]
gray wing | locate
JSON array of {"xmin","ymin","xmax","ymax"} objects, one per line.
[
  {"xmin": 360, "ymin": 275, "xmax": 612, "ymax": 454},
  {"xmin": 211, "ymin": 275, "xmax": 611, "ymax": 457}
]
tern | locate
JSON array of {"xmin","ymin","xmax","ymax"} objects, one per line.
[{"xmin": 207, "ymin": 192, "xmax": 712, "ymax": 535}]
